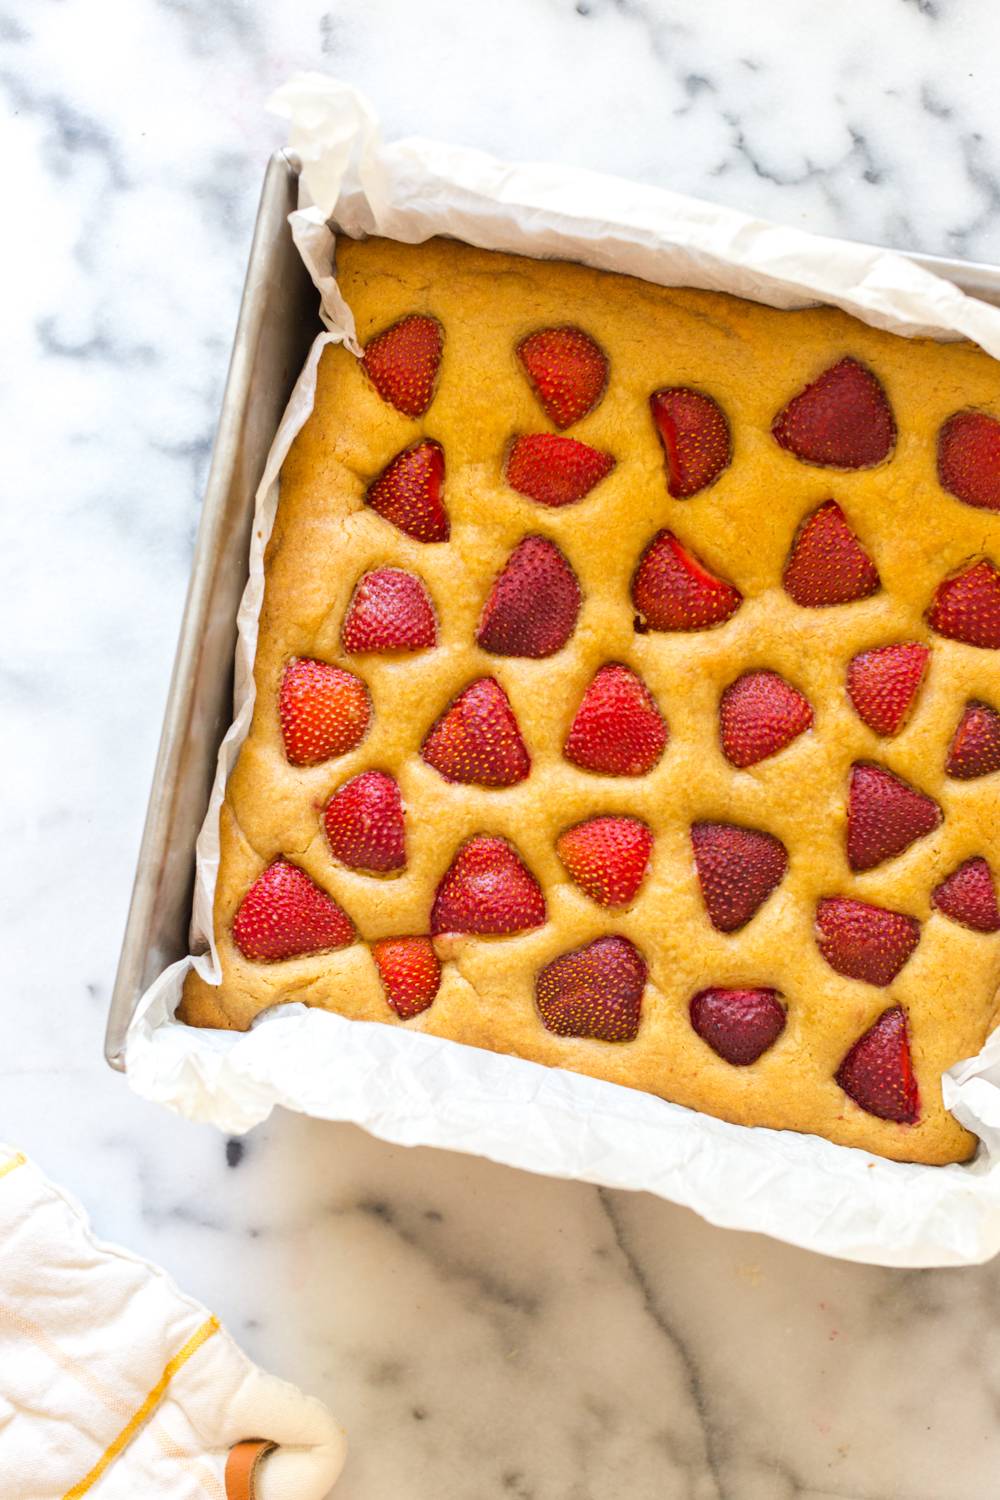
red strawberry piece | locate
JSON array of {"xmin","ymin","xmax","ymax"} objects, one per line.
[
  {"xmin": 431, "ymin": 836, "xmax": 546, "ymax": 937},
  {"xmin": 476, "ymin": 536, "xmax": 580, "ymax": 658},
  {"xmin": 232, "ymin": 858, "xmax": 354, "ymax": 962},
  {"xmin": 279, "ymin": 658, "xmax": 371, "ymax": 768},
  {"xmin": 361, "ymin": 314, "xmax": 443, "ymax": 418},
  {"xmin": 556, "ymin": 816, "xmax": 654, "ymax": 908},
  {"xmin": 517, "ymin": 326, "xmax": 609, "ymax": 429},
  {"xmin": 783, "ymin": 501, "xmax": 880, "ymax": 608},
  {"xmin": 324, "ymin": 770, "xmax": 406, "ymax": 872},
  {"xmin": 720, "ymin": 670, "xmax": 813, "ymax": 768},
  {"xmin": 846, "ymin": 763, "xmax": 941, "ymax": 873},
  {"xmin": 815, "ymin": 897, "xmax": 920, "ymax": 986},
  {"xmin": 835, "ymin": 1005, "xmax": 919, "ymax": 1124},
  {"xmin": 421, "ymin": 678, "xmax": 530, "ymax": 788},
  {"xmin": 631, "ymin": 530, "xmax": 742, "ymax": 632},
  {"xmin": 506, "ymin": 434, "xmax": 615, "ymax": 508},
  {"xmin": 938, "ymin": 410, "xmax": 1000, "ymax": 511},
  {"xmin": 846, "ymin": 643, "xmax": 929, "ymax": 737},
  {"xmin": 946, "ymin": 701, "xmax": 1000, "ymax": 779},
  {"xmin": 772, "ymin": 356, "xmax": 896, "ymax": 469},
  {"xmin": 536, "ymin": 935, "xmax": 646, "ymax": 1042},
  {"xmin": 564, "ymin": 664, "xmax": 668, "ymax": 777},
  {"xmin": 928, "ymin": 560, "xmax": 1000, "ymax": 649},
  {"xmin": 372, "ymin": 936, "xmax": 442, "ymax": 1018},
  {"xmin": 689, "ymin": 987, "xmax": 786, "ymax": 1066},
  {"xmin": 650, "ymin": 387, "xmax": 732, "ymax": 498},
  {"xmin": 366, "ymin": 440, "xmax": 449, "ymax": 543},
  {"xmin": 932, "ymin": 857, "xmax": 1000, "ymax": 934},
  {"xmin": 691, "ymin": 823, "xmax": 788, "ymax": 933},
  {"xmin": 342, "ymin": 568, "xmax": 437, "ymax": 653}
]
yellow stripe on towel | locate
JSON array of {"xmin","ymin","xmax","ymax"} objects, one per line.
[
  {"xmin": 62, "ymin": 1315, "xmax": 220, "ymax": 1498},
  {"xmin": 0, "ymin": 1152, "xmax": 26, "ymax": 1183}
]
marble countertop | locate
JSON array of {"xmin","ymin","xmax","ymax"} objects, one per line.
[{"xmin": 5, "ymin": 2, "xmax": 1000, "ymax": 1495}]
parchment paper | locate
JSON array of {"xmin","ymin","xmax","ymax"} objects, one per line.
[{"xmin": 127, "ymin": 73, "xmax": 1000, "ymax": 1267}]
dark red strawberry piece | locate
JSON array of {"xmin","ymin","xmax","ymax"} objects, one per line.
[
  {"xmin": 938, "ymin": 410, "xmax": 1000, "ymax": 511},
  {"xmin": 835, "ymin": 1005, "xmax": 919, "ymax": 1124},
  {"xmin": 846, "ymin": 643, "xmax": 929, "ymax": 737},
  {"xmin": 232, "ymin": 858, "xmax": 355, "ymax": 962},
  {"xmin": 772, "ymin": 356, "xmax": 895, "ymax": 469},
  {"xmin": 366, "ymin": 440, "xmax": 449, "ymax": 543},
  {"xmin": 372, "ymin": 936, "xmax": 442, "ymax": 1018},
  {"xmin": 631, "ymin": 530, "xmax": 742, "ymax": 633},
  {"xmin": 928, "ymin": 560, "xmax": 1000, "ymax": 649},
  {"xmin": 506, "ymin": 434, "xmax": 615, "ymax": 508},
  {"xmin": 517, "ymin": 326, "xmax": 609, "ymax": 429},
  {"xmin": 691, "ymin": 823, "xmax": 788, "ymax": 933},
  {"xmin": 815, "ymin": 897, "xmax": 920, "ymax": 986},
  {"xmin": 932, "ymin": 858, "xmax": 1000, "ymax": 934},
  {"xmin": 421, "ymin": 678, "xmax": 530, "ymax": 788},
  {"xmin": 946, "ymin": 701, "xmax": 1000, "ymax": 779},
  {"xmin": 556, "ymin": 816, "xmax": 654, "ymax": 908},
  {"xmin": 720, "ymin": 670, "xmax": 813, "ymax": 768},
  {"xmin": 324, "ymin": 770, "xmax": 405, "ymax": 872},
  {"xmin": 689, "ymin": 988, "xmax": 786, "ymax": 1065},
  {"xmin": 650, "ymin": 387, "xmax": 732, "ymax": 498},
  {"xmin": 564, "ymin": 664, "xmax": 668, "ymax": 777},
  {"xmin": 342, "ymin": 568, "xmax": 437, "ymax": 653},
  {"xmin": 783, "ymin": 501, "xmax": 880, "ymax": 608},
  {"xmin": 476, "ymin": 536, "xmax": 580, "ymax": 658},
  {"xmin": 361, "ymin": 314, "xmax": 443, "ymax": 419},
  {"xmin": 431, "ymin": 836, "xmax": 546, "ymax": 937},
  {"xmin": 279, "ymin": 658, "xmax": 371, "ymax": 768},
  {"xmin": 846, "ymin": 763, "xmax": 941, "ymax": 873},
  {"xmin": 536, "ymin": 936, "xmax": 646, "ymax": 1042}
]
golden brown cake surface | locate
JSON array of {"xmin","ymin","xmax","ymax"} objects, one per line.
[{"xmin": 181, "ymin": 235, "xmax": 1000, "ymax": 1166}]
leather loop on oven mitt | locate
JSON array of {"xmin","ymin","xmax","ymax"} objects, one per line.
[
  {"xmin": 226, "ymin": 1440, "xmax": 276, "ymax": 1500},
  {"xmin": 0, "ymin": 1144, "xmax": 346, "ymax": 1499}
]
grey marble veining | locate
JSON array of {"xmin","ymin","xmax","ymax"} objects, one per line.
[{"xmin": 5, "ymin": 2, "xmax": 1000, "ymax": 1496}]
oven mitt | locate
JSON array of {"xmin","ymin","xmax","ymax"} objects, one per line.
[{"xmin": 0, "ymin": 1144, "xmax": 346, "ymax": 1499}]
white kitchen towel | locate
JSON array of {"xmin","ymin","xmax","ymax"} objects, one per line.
[{"xmin": 0, "ymin": 1144, "xmax": 346, "ymax": 1500}]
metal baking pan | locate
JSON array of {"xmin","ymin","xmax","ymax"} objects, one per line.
[{"xmin": 103, "ymin": 153, "xmax": 1000, "ymax": 1069}]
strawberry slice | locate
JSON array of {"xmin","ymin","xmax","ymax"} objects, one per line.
[
  {"xmin": 689, "ymin": 987, "xmax": 786, "ymax": 1066},
  {"xmin": 372, "ymin": 936, "xmax": 442, "ymax": 1018},
  {"xmin": 928, "ymin": 560, "xmax": 1000, "ymax": 649},
  {"xmin": 772, "ymin": 356, "xmax": 896, "ymax": 469},
  {"xmin": 691, "ymin": 823, "xmax": 788, "ymax": 933},
  {"xmin": 835, "ymin": 1005, "xmax": 919, "ymax": 1124},
  {"xmin": 536, "ymin": 936, "xmax": 646, "ymax": 1042},
  {"xmin": 783, "ymin": 501, "xmax": 880, "ymax": 608},
  {"xmin": 232, "ymin": 858, "xmax": 355, "ymax": 962},
  {"xmin": 650, "ymin": 387, "xmax": 732, "ymax": 498},
  {"xmin": 556, "ymin": 816, "xmax": 654, "ymax": 908},
  {"xmin": 342, "ymin": 568, "xmax": 437, "ymax": 653},
  {"xmin": 946, "ymin": 701, "xmax": 1000, "ymax": 779},
  {"xmin": 476, "ymin": 536, "xmax": 580, "ymax": 659},
  {"xmin": 846, "ymin": 643, "xmax": 929, "ymax": 737},
  {"xmin": 720, "ymin": 670, "xmax": 813, "ymax": 768},
  {"xmin": 324, "ymin": 770, "xmax": 406, "ymax": 872},
  {"xmin": 421, "ymin": 678, "xmax": 530, "ymax": 788},
  {"xmin": 517, "ymin": 326, "xmax": 609, "ymax": 429},
  {"xmin": 506, "ymin": 434, "xmax": 615, "ymax": 508},
  {"xmin": 431, "ymin": 836, "xmax": 546, "ymax": 937},
  {"xmin": 932, "ymin": 858, "xmax": 1000, "ymax": 934},
  {"xmin": 366, "ymin": 440, "xmax": 449, "ymax": 543},
  {"xmin": 361, "ymin": 314, "xmax": 443, "ymax": 418},
  {"xmin": 564, "ymin": 664, "xmax": 668, "ymax": 777},
  {"xmin": 938, "ymin": 410, "xmax": 1000, "ymax": 511},
  {"xmin": 846, "ymin": 763, "xmax": 941, "ymax": 873},
  {"xmin": 631, "ymin": 530, "xmax": 742, "ymax": 633},
  {"xmin": 279, "ymin": 658, "xmax": 371, "ymax": 768},
  {"xmin": 815, "ymin": 897, "xmax": 920, "ymax": 986}
]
